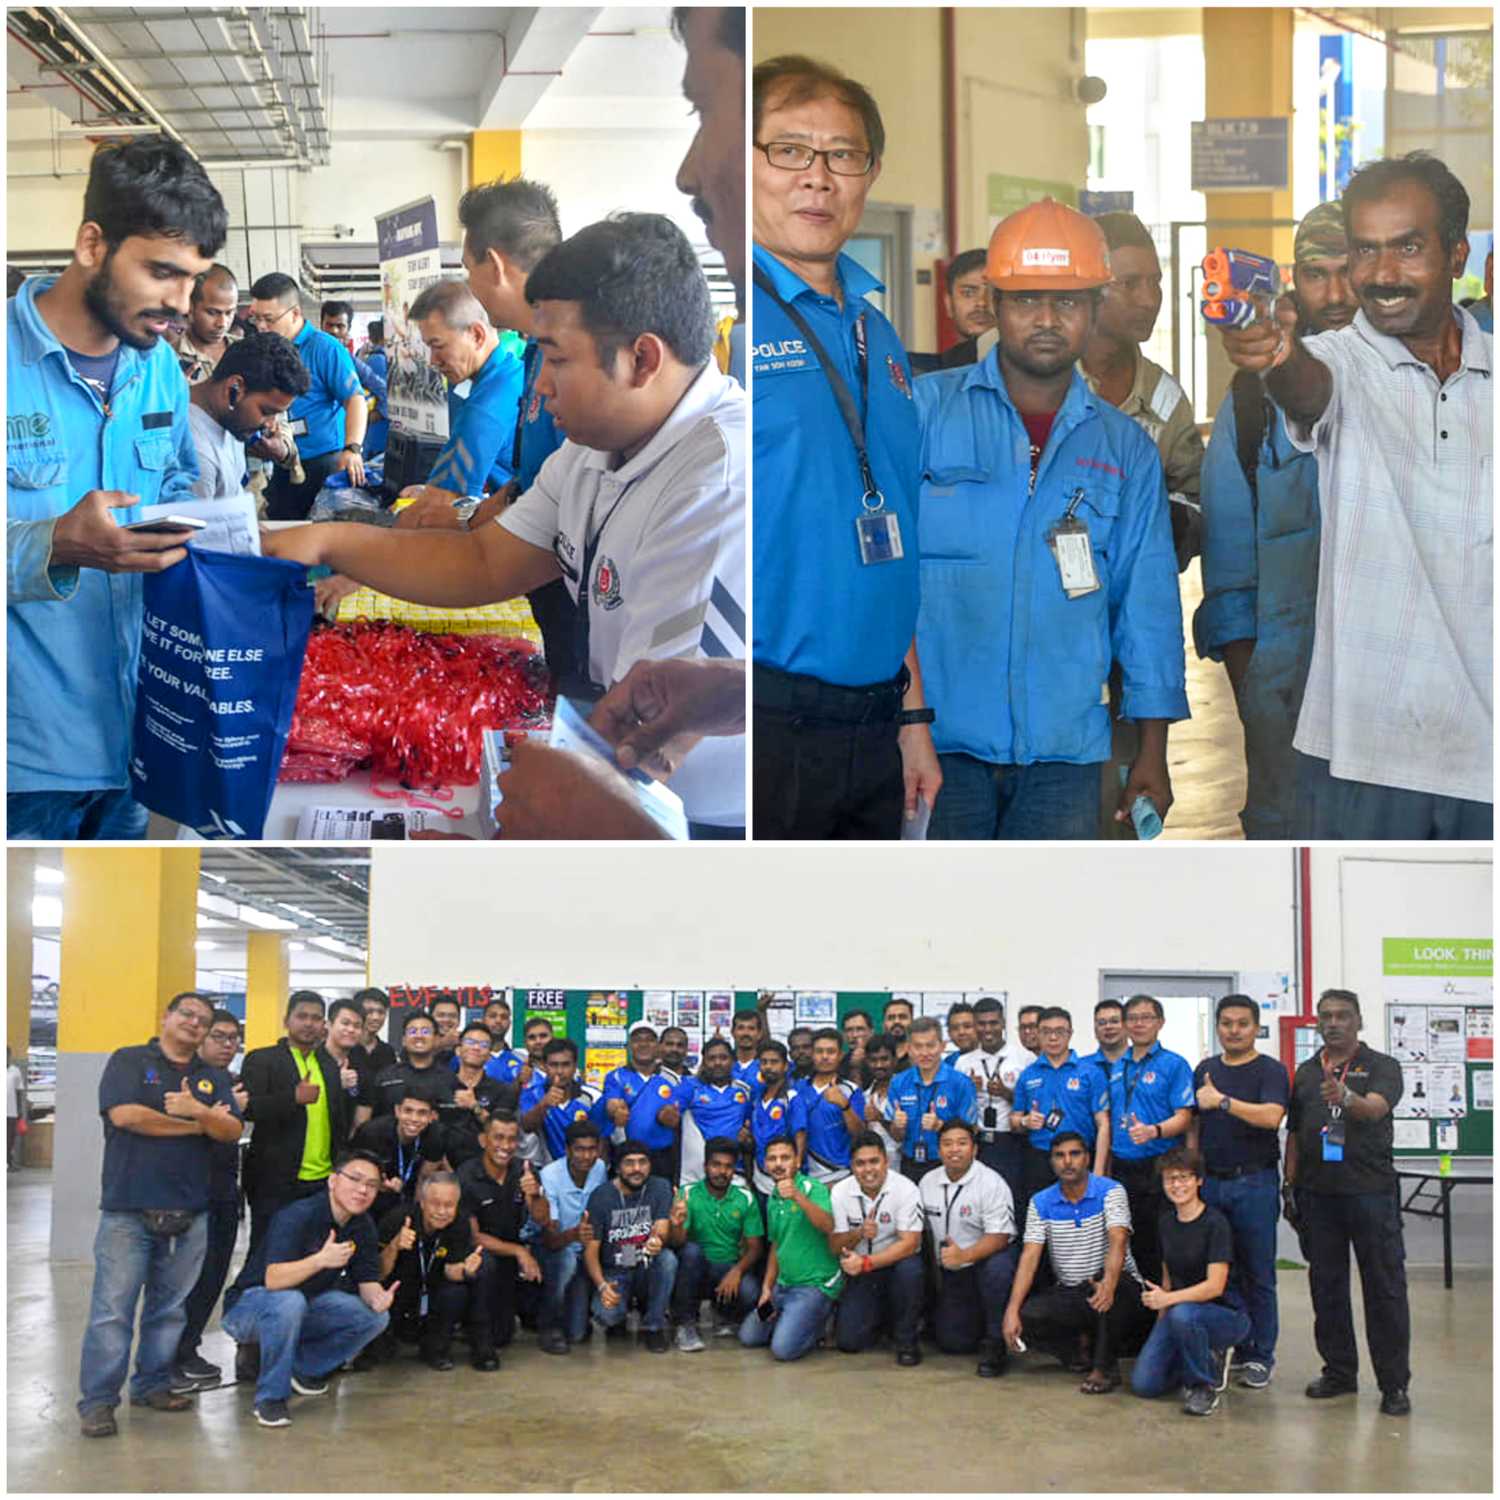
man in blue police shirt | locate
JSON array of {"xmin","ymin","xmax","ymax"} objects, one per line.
[
  {"xmin": 887, "ymin": 1017, "xmax": 977, "ymax": 1184},
  {"xmin": 913, "ymin": 198, "xmax": 1188, "ymax": 840},
  {"xmin": 78, "ymin": 992, "xmax": 243, "ymax": 1438},
  {"xmin": 8, "ymin": 136, "xmax": 226, "ymax": 841},
  {"xmin": 1012, "ymin": 1007, "xmax": 1111, "ymax": 1221},
  {"xmin": 1106, "ymin": 994, "xmax": 1195, "ymax": 1284},
  {"xmin": 247, "ymin": 272, "xmax": 367, "ymax": 519},
  {"xmin": 751, "ymin": 55, "xmax": 941, "ymax": 839}
]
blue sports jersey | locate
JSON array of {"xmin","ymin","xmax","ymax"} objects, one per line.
[
  {"xmin": 1015, "ymin": 1051, "xmax": 1110, "ymax": 1153},
  {"xmin": 1107, "ymin": 1042, "xmax": 1196, "ymax": 1160},
  {"xmin": 603, "ymin": 1066, "xmax": 678, "ymax": 1151},
  {"xmin": 801, "ymin": 1080, "xmax": 865, "ymax": 1172},
  {"xmin": 733, "ymin": 1058, "xmax": 762, "ymax": 1095},
  {"xmin": 519, "ymin": 1074, "xmax": 607, "ymax": 1162},
  {"xmin": 888, "ymin": 1062, "xmax": 977, "ymax": 1164},
  {"xmin": 431, "ymin": 341, "xmax": 523, "ymax": 495},
  {"xmin": 483, "ymin": 1049, "xmax": 528, "ymax": 1085},
  {"xmin": 676, "ymin": 1076, "xmax": 753, "ymax": 1183},
  {"xmin": 515, "ymin": 339, "xmax": 563, "ymax": 489},
  {"xmin": 288, "ymin": 319, "xmax": 362, "ymax": 459},
  {"xmin": 750, "ymin": 1086, "xmax": 809, "ymax": 1171}
]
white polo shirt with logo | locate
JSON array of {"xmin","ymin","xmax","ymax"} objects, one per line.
[
  {"xmin": 954, "ymin": 1042, "xmax": 1036, "ymax": 1135},
  {"xmin": 499, "ymin": 360, "xmax": 746, "ymax": 827},
  {"xmin": 829, "ymin": 1168, "xmax": 924, "ymax": 1256},
  {"xmin": 918, "ymin": 1159, "xmax": 1015, "ymax": 1264}
]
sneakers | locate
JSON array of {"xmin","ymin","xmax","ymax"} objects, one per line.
[
  {"xmin": 290, "ymin": 1374, "xmax": 329, "ymax": 1397},
  {"xmin": 538, "ymin": 1328, "xmax": 570, "ymax": 1356},
  {"xmin": 1214, "ymin": 1346, "xmax": 1236, "ymax": 1393},
  {"xmin": 676, "ymin": 1323, "xmax": 706, "ymax": 1353},
  {"xmin": 1380, "ymin": 1388, "xmax": 1412, "ymax": 1417},
  {"xmin": 173, "ymin": 1354, "xmax": 223, "ymax": 1392},
  {"xmin": 1236, "ymin": 1360, "xmax": 1273, "ymax": 1390},
  {"xmin": 254, "ymin": 1399, "xmax": 292, "ymax": 1428},
  {"xmin": 79, "ymin": 1405, "xmax": 117, "ymax": 1439},
  {"xmin": 130, "ymin": 1387, "xmax": 194, "ymax": 1412},
  {"xmin": 641, "ymin": 1328, "xmax": 670, "ymax": 1353},
  {"xmin": 1183, "ymin": 1385, "xmax": 1220, "ymax": 1417},
  {"xmin": 1305, "ymin": 1375, "xmax": 1358, "ymax": 1399}
]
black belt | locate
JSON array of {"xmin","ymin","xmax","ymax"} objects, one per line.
[
  {"xmin": 1207, "ymin": 1162, "xmax": 1276, "ymax": 1181},
  {"xmin": 754, "ymin": 662, "xmax": 908, "ymax": 727}
]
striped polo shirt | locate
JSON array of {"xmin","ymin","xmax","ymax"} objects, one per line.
[{"xmin": 1024, "ymin": 1173, "xmax": 1142, "ymax": 1286}]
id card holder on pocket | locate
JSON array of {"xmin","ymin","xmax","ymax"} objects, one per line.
[
  {"xmin": 1045, "ymin": 1107, "xmax": 1064, "ymax": 1131},
  {"xmin": 419, "ymin": 1290, "xmax": 430, "ymax": 1318},
  {"xmin": 288, "ymin": 417, "xmax": 309, "ymax": 438},
  {"xmin": 856, "ymin": 491, "xmax": 903, "ymax": 566},
  {"xmin": 1321, "ymin": 1120, "xmax": 1345, "ymax": 1162},
  {"xmin": 1047, "ymin": 489, "xmax": 1101, "ymax": 599}
]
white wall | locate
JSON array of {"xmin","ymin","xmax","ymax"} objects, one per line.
[
  {"xmin": 299, "ymin": 139, "xmax": 469, "ymax": 245},
  {"xmin": 368, "ymin": 845, "xmax": 1300, "ymax": 1005}
]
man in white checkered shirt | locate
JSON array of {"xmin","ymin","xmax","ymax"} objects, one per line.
[{"xmin": 1219, "ymin": 152, "xmax": 1491, "ymax": 839}]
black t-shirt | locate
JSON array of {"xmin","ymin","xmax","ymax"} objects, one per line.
[
  {"xmin": 350, "ymin": 1115, "xmax": 447, "ymax": 1217},
  {"xmin": 443, "ymin": 1071, "xmax": 520, "ymax": 1168},
  {"xmin": 225, "ymin": 1191, "xmax": 379, "ymax": 1312},
  {"xmin": 587, "ymin": 1176, "xmax": 674, "ymax": 1273},
  {"xmin": 361, "ymin": 1039, "xmax": 399, "ymax": 1075},
  {"xmin": 1288, "ymin": 1044, "xmax": 1403, "ymax": 1195},
  {"xmin": 1157, "ymin": 1204, "xmax": 1235, "ymax": 1305},
  {"xmin": 377, "ymin": 1204, "xmax": 474, "ymax": 1292},
  {"xmin": 457, "ymin": 1155, "xmax": 529, "ymax": 1244},
  {"xmin": 373, "ymin": 1059, "xmax": 460, "ymax": 1124},
  {"xmin": 1192, "ymin": 1053, "xmax": 1290, "ymax": 1172}
]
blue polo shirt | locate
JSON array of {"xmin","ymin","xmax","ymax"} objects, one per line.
[
  {"xmin": 224, "ymin": 1190, "xmax": 379, "ymax": 1311},
  {"xmin": 888, "ymin": 1062, "xmax": 977, "ymax": 1164},
  {"xmin": 1108, "ymin": 1042, "xmax": 1196, "ymax": 1160},
  {"xmin": 289, "ymin": 319, "xmax": 362, "ymax": 459},
  {"xmin": 96, "ymin": 1039, "xmax": 240, "ymax": 1213},
  {"xmin": 1079, "ymin": 1048, "xmax": 1124, "ymax": 1083},
  {"xmin": 676, "ymin": 1076, "xmax": 753, "ymax": 1142},
  {"xmin": 750, "ymin": 1086, "xmax": 809, "ymax": 1172},
  {"xmin": 432, "ymin": 341, "xmax": 523, "ymax": 495},
  {"xmin": 515, "ymin": 339, "xmax": 564, "ymax": 489},
  {"xmin": 733, "ymin": 1058, "xmax": 762, "ymax": 1094},
  {"xmin": 518, "ymin": 1075, "xmax": 608, "ymax": 1162},
  {"xmin": 532, "ymin": 1156, "xmax": 608, "ymax": 1267},
  {"xmin": 1015, "ymin": 1051, "xmax": 1109, "ymax": 1153},
  {"xmin": 751, "ymin": 244, "xmax": 921, "ymax": 687},
  {"xmin": 603, "ymin": 1066, "xmax": 678, "ymax": 1151},
  {"xmin": 802, "ymin": 1080, "xmax": 866, "ymax": 1172},
  {"xmin": 483, "ymin": 1048, "xmax": 528, "ymax": 1085}
]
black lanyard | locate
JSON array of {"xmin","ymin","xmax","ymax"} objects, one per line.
[
  {"xmin": 512, "ymin": 342, "xmax": 541, "ymax": 477},
  {"xmin": 941, "ymin": 1180, "xmax": 967, "ymax": 1238},
  {"xmin": 561, "ymin": 481, "xmax": 636, "ymax": 702},
  {"xmin": 857, "ymin": 1190, "xmax": 887, "ymax": 1250},
  {"xmin": 752, "ymin": 264, "xmax": 876, "ymax": 501},
  {"xmin": 417, "ymin": 1235, "xmax": 436, "ymax": 1286},
  {"xmin": 1120, "ymin": 1052, "xmax": 1152, "ymax": 1117}
]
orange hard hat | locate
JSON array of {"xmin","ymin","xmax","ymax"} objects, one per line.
[{"xmin": 985, "ymin": 197, "xmax": 1112, "ymax": 292}]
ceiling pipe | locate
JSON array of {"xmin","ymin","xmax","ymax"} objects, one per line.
[
  {"xmin": 46, "ymin": 10, "xmax": 193, "ymax": 151},
  {"xmin": 942, "ymin": 7, "xmax": 958, "ymax": 262}
]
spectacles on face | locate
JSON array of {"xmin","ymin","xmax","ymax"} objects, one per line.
[
  {"xmin": 404, "ymin": 1027, "xmax": 434, "ymax": 1039},
  {"xmin": 1038, "ymin": 1026, "xmax": 1071, "ymax": 1040},
  {"xmin": 460, "ymin": 1037, "xmax": 489, "ymax": 1050},
  {"xmin": 207, "ymin": 1030, "xmax": 241, "ymax": 1046},
  {"xmin": 756, "ymin": 140, "xmax": 875, "ymax": 177},
  {"xmin": 175, "ymin": 1010, "xmax": 212, "ymax": 1031},
  {"xmin": 337, "ymin": 1171, "xmax": 380, "ymax": 1193},
  {"xmin": 247, "ymin": 305, "xmax": 293, "ymax": 329}
]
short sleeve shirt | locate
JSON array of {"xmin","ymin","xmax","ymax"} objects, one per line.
[
  {"xmin": 1108, "ymin": 1043, "xmax": 1197, "ymax": 1160},
  {"xmin": 953, "ymin": 1044, "xmax": 1034, "ymax": 1133},
  {"xmin": 1288, "ymin": 1043, "xmax": 1403, "ymax": 1194},
  {"xmin": 456, "ymin": 1155, "xmax": 529, "ymax": 1244},
  {"xmin": 830, "ymin": 1169, "xmax": 924, "ymax": 1256},
  {"xmin": 766, "ymin": 1173, "xmax": 844, "ymax": 1299},
  {"xmin": 587, "ymin": 1176, "xmax": 675, "ymax": 1273},
  {"xmin": 917, "ymin": 1160, "xmax": 1015, "ymax": 1256},
  {"xmin": 289, "ymin": 320, "xmax": 362, "ymax": 459},
  {"xmin": 1192, "ymin": 1053, "xmax": 1289, "ymax": 1173},
  {"xmin": 1024, "ymin": 1174, "xmax": 1142, "ymax": 1286},
  {"xmin": 1157, "ymin": 1204, "xmax": 1235, "ymax": 1305},
  {"xmin": 378, "ymin": 1204, "xmax": 474, "ymax": 1291},
  {"xmin": 227, "ymin": 1192, "xmax": 379, "ymax": 1309},
  {"xmin": 684, "ymin": 1178, "xmax": 763, "ymax": 1263},
  {"xmin": 186, "ymin": 403, "xmax": 248, "ymax": 501},
  {"xmin": 1014, "ymin": 1052, "xmax": 1109, "ymax": 1152}
]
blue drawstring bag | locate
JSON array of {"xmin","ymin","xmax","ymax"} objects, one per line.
[{"xmin": 129, "ymin": 549, "xmax": 316, "ymax": 839}]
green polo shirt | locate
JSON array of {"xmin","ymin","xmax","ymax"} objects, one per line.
[
  {"xmin": 767, "ymin": 1173, "xmax": 844, "ymax": 1299},
  {"xmin": 293, "ymin": 1047, "xmax": 332, "ymax": 1181},
  {"xmin": 685, "ymin": 1179, "xmax": 763, "ymax": 1263}
]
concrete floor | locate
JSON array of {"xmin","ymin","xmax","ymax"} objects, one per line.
[{"xmin": 8, "ymin": 1169, "xmax": 1491, "ymax": 1494}]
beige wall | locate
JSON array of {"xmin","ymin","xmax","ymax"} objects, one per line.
[{"xmin": 754, "ymin": 7, "xmax": 1089, "ymax": 350}]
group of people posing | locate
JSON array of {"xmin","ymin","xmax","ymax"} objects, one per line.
[{"xmin": 78, "ymin": 980, "xmax": 1412, "ymax": 1436}]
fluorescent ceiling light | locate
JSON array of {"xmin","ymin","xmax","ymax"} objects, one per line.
[{"xmin": 32, "ymin": 896, "xmax": 62, "ymax": 927}]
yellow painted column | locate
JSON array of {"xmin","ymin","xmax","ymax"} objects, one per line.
[
  {"xmin": 7, "ymin": 850, "xmax": 36, "ymax": 1059},
  {"xmin": 245, "ymin": 931, "xmax": 289, "ymax": 1053},
  {"xmin": 470, "ymin": 129, "xmax": 522, "ymax": 187},
  {"xmin": 1202, "ymin": 8, "xmax": 1296, "ymax": 413}
]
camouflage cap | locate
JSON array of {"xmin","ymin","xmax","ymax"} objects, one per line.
[{"xmin": 1295, "ymin": 200, "xmax": 1347, "ymax": 264}]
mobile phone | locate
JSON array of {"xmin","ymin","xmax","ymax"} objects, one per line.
[
  {"xmin": 756, "ymin": 1300, "xmax": 778, "ymax": 1323},
  {"xmin": 124, "ymin": 515, "xmax": 207, "ymax": 534}
]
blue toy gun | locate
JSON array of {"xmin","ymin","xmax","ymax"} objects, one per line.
[{"xmin": 1200, "ymin": 248, "xmax": 1280, "ymax": 329}]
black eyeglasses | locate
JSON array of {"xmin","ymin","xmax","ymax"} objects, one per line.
[{"xmin": 756, "ymin": 141, "xmax": 875, "ymax": 177}]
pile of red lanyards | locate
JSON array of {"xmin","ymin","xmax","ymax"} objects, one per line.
[{"xmin": 279, "ymin": 621, "xmax": 549, "ymax": 789}]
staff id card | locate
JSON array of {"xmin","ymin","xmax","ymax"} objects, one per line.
[
  {"xmin": 856, "ymin": 508, "xmax": 904, "ymax": 565},
  {"xmin": 1048, "ymin": 519, "xmax": 1100, "ymax": 598}
]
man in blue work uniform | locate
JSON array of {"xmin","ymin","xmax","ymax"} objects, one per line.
[
  {"xmin": 751, "ymin": 55, "xmax": 941, "ymax": 839},
  {"xmin": 357, "ymin": 321, "xmax": 390, "ymax": 460},
  {"xmin": 675, "ymin": 1037, "xmax": 753, "ymax": 1185},
  {"xmin": 1012, "ymin": 1006, "xmax": 1111, "ymax": 1224},
  {"xmin": 248, "ymin": 272, "xmax": 366, "ymax": 519},
  {"xmin": 1107, "ymin": 994, "xmax": 1196, "ymax": 1284},
  {"xmin": 1194, "ymin": 203, "xmax": 1352, "ymax": 838},
  {"xmin": 749, "ymin": 1040, "xmax": 809, "ymax": 1191},
  {"xmin": 7, "ymin": 135, "xmax": 227, "ymax": 841},
  {"xmin": 77, "ymin": 992, "xmax": 243, "ymax": 1438},
  {"xmin": 603, "ymin": 1025, "xmax": 681, "ymax": 1181},
  {"xmin": 913, "ymin": 198, "xmax": 1188, "ymax": 839},
  {"xmin": 517, "ymin": 1038, "xmax": 607, "ymax": 1166},
  {"xmin": 887, "ymin": 1017, "xmax": 977, "ymax": 1184}
]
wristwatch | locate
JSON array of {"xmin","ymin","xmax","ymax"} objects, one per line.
[
  {"xmin": 1218, "ymin": 1096, "xmax": 1233, "ymax": 1113},
  {"xmin": 896, "ymin": 707, "xmax": 936, "ymax": 727},
  {"xmin": 343, "ymin": 441, "xmax": 364, "ymax": 455}
]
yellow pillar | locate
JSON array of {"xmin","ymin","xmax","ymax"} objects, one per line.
[
  {"xmin": 7, "ymin": 850, "xmax": 36, "ymax": 1059},
  {"xmin": 245, "ymin": 932, "xmax": 289, "ymax": 1053},
  {"xmin": 59, "ymin": 849, "xmax": 199, "ymax": 1053},
  {"xmin": 1202, "ymin": 7, "xmax": 1296, "ymax": 411},
  {"xmin": 470, "ymin": 130, "xmax": 522, "ymax": 187}
]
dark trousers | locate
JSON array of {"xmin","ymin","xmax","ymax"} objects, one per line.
[
  {"xmin": 1018, "ymin": 1276, "xmax": 1152, "ymax": 1374},
  {"xmin": 977, "ymin": 1133, "xmax": 1024, "ymax": 1207},
  {"xmin": 176, "ymin": 1198, "xmax": 241, "ymax": 1362},
  {"xmin": 389, "ymin": 1276, "xmax": 477, "ymax": 1359},
  {"xmin": 527, "ymin": 579, "xmax": 577, "ymax": 685},
  {"xmin": 7, "ymin": 1118, "xmax": 18, "ymax": 1167},
  {"xmin": 752, "ymin": 664, "xmax": 907, "ymax": 840},
  {"xmin": 1111, "ymin": 1156, "xmax": 1166, "ymax": 1285},
  {"xmin": 470, "ymin": 1253, "xmax": 520, "ymax": 1352},
  {"xmin": 898, "ymin": 1156, "xmax": 929, "ymax": 1186},
  {"xmin": 1304, "ymin": 1188, "xmax": 1411, "ymax": 1394},
  {"xmin": 836, "ymin": 1255, "xmax": 924, "ymax": 1352},
  {"xmin": 671, "ymin": 1241, "xmax": 761, "ymax": 1324},
  {"xmin": 1296, "ymin": 751, "xmax": 1492, "ymax": 840},
  {"xmin": 649, "ymin": 1145, "xmax": 678, "ymax": 1186},
  {"xmin": 933, "ymin": 1246, "xmax": 1017, "ymax": 1353},
  {"xmin": 1018, "ymin": 1146, "xmax": 1058, "ymax": 1230},
  {"xmin": 266, "ymin": 451, "xmax": 341, "ymax": 521}
]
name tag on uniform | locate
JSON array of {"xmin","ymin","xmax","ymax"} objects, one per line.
[
  {"xmin": 1049, "ymin": 520, "xmax": 1100, "ymax": 598},
  {"xmin": 288, "ymin": 417, "xmax": 309, "ymax": 438},
  {"xmin": 856, "ymin": 509, "xmax": 903, "ymax": 565},
  {"xmin": 1321, "ymin": 1120, "xmax": 1345, "ymax": 1161}
]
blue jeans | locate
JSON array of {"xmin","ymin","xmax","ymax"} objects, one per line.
[
  {"xmin": 539, "ymin": 1247, "xmax": 592, "ymax": 1342},
  {"xmin": 591, "ymin": 1249, "xmax": 679, "ymax": 1333},
  {"xmin": 221, "ymin": 1287, "xmax": 388, "ymax": 1405},
  {"xmin": 1295, "ymin": 752, "xmax": 1492, "ymax": 840},
  {"xmin": 1202, "ymin": 1167, "xmax": 1280, "ymax": 1367},
  {"xmin": 9, "ymin": 787, "xmax": 149, "ymax": 841},
  {"xmin": 928, "ymin": 754, "xmax": 1100, "ymax": 840},
  {"xmin": 78, "ymin": 1210, "xmax": 207, "ymax": 1412},
  {"xmin": 671, "ymin": 1241, "xmax": 761, "ymax": 1323},
  {"xmin": 835, "ymin": 1254, "xmax": 924, "ymax": 1351},
  {"xmin": 1131, "ymin": 1301, "xmax": 1250, "ymax": 1395},
  {"xmin": 738, "ymin": 1283, "xmax": 835, "ymax": 1362}
]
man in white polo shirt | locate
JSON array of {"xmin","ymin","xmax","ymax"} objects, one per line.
[
  {"xmin": 829, "ymin": 1131, "xmax": 924, "ymax": 1365},
  {"xmin": 264, "ymin": 213, "xmax": 745, "ymax": 838},
  {"xmin": 952, "ymin": 996, "xmax": 1033, "ymax": 1205},
  {"xmin": 918, "ymin": 1119, "xmax": 1017, "ymax": 1378},
  {"xmin": 1220, "ymin": 152, "xmax": 1492, "ymax": 838}
]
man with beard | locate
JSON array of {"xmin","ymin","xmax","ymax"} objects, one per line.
[
  {"xmin": 170, "ymin": 263, "xmax": 240, "ymax": 384},
  {"xmin": 8, "ymin": 135, "xmax": 227, "ymax": 841},
  {"xmin": 881, "ymin": 997, "xmax": 914, "ymax": 1065},
  {"xmin": 674, "ymin": 1038, "xmax": 753, "ymax": 1185},
  {"xmin": 669, "ymin": 1136, "xmax": 764, "ymax": 1349},
  {"xmin": 186, "ymin": 332, "xmax": 309, "ymax": 501},
  {"xmin": 914, "ymin": 198, "xmax": 1187, "ymax": 841},
  {"xmin": 582, "ymin": 1141, "xmax": 678, "ymax": 1352},
  {"xmin": 1220, "ymin": 154, "xmax": 1491, "ymax": 837},
  {"xmin": 1195, "ymin": 202, "xmax": 1353, "ymax": 839},
  {"xmin": 911, "ymin": 249, "xmax": 999, "ymax": 373}
]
